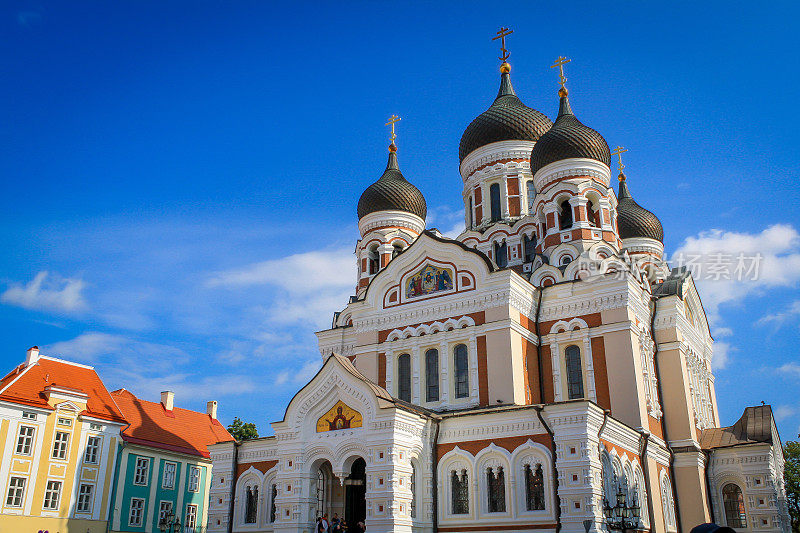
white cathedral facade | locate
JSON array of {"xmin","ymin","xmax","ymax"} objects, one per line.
[{"xmin": 207, "ymin": 47, "xmax": 790, "ymax": 533}]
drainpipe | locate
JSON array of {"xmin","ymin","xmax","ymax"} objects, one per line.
[
  {"xmin": 534, "ymin": 405, "xmax": 560, "ymax": 533},
  {"xmin": 431, "ymin": 417, "xmax": 441, "ymax": 533},
  {"xmin": 637, "ymin": 430, "xmax": 656, "ymax": 532},
  {"xmin": 650, "ymin": 296, "xmax": 682, "ymax": 533},
  {"xmin": 227, "ymin": 441, "xmax": 240, "ymax": 533}
]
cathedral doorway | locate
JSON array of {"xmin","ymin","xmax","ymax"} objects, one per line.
[{"xmin": 344, "ymin": 457, "xmax": 366, "ymax": 527}]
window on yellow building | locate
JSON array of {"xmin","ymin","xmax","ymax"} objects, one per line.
[
  {"xmin": 76, "ymin": 484, "xmax": 94, "ymax": 513},
  {"xmin": 15, "ymin": 426, "xmax": 34, "ymax": 455},
  {"xmin": 84, "ymin": 436, "xmax": 101, "ymax": 464},
  {"xmin": 43, "ymin": 480, "xmax": 62, "ymax": 510},
  {"xmin": 52, "ymin": 431, "xmax": 69, "ymax": 460},
  {"xmin": 5, "ymin": 477, "xmax": 25, "ymax": 507}
]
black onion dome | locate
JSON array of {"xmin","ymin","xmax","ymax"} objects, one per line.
[
  {"xmin": 459, "ymin": 70, "xmax": 552, "ymax": 162},
  {"xmin": 617, "ymin": 176, "xmax": 664, "ymax": 242},
  {"xmin": 530, "ymin": 95, "xmax": 611, "ymax": 173},
  {"xmin": 357, "ymin": 149, "xmax": 427, "ymax": 220}
]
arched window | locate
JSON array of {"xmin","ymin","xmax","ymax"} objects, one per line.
[
  {"xmin": 527, "ymin": 181, "xmax": 536, "ymax": 214},
  {"xmin": 245, "ymin": 485, "xmax": 258, "ymax": 523},
  {"xmin": 494, "ymin": 241, "xmax": 508, "ymax": 268},
  {"xmin": 723, "ymin": 483, "xmax": 747, "ymax": 528},
  {"xmin": 490, "ymin": 183, "xmax": 502, "ymax": 222},
  {"xmin": 392, "ymin": 242, "xmax": 404, "ymax": 258},
  {"xmin": 586, "ymin": 199, "xmax": 598, "ymax": 227},
  {"xmin": 270, "ymin": 484, "xmax": 277, "ymax": 523},
  {"xmin": 487, "ymin": 466, "xmax": 506, "ymax": 513},
  {"xmin": 410, "ymin": 463, "xmax": 417, "ymax": 518},
  {"xmin": 451, "ymin": 470, "xmax": 469, "ymax": 514},
  {"xmin": 454, "ymin": 344, "xmax": 469, "ymax": 399},
  {"xmin": 398, "ymin": 354, "xmax": 411, "ymax": 402},
  {"xmin": 368, "ymin": 244, "xmax": 379, "ymax": 275},
  {"xmin": 523, "ymin": 234, "xmax": 536, "ymax": 263},
  {"xmin": 316, "ymin": 470, "xmax": 325, "ymax": 518},
  {"xmin": 559, "ymin": 200, "xmax": 573, "ymax": 229},
  {"xmin": 565, "ymin": 345, "xmax": 584, "ymax": 399},
  {"xmin": 661, "ymin": 475, "xmax": 676, "ymax": 530},
  {"xmin": 468, "ymin": 198, "xmax": 474, "ymax": 228},
  {"xmin": 425, "ymin": 349, "xmax": 439, "ymax": 402},
  {"xmin": 524, "ymin": 463, "xmax": 545, "ymax": 511}
]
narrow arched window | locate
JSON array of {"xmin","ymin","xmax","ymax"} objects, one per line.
[
  {"xmin": 270, "ymin": 484, "xmax": 277, "ymax": 523},
  {"xmin": 723, "ymin": 483, "xmax": 747, "ymax": 528},
  {"xmin": 452, "ymin": 470, "xmax": 469, "ymax": 514},
  {"xmin": 487, "ymin": 467, "xmax": 506, "ymax": 513},
  {"xmin": 398, "ymin": 354, "xmax": 411, "ymax": 402},
  {"xmin": 245, "ymin": 485, "xmax": 258, "ymax": 523},
  {"xmin": 490, "ymin": 183, "xmax": 502, "ymax": 222},
  {"xmin": 586, "ymin": 199, "xmax": 597, "ymax": 227},
  {"xmin": 316, "ymin": 470, "xmax": 326, "ymax": 517},
  {"xmin": 524, "ymin": 463, "xmax": 545, "ymax": 510},
  {"xmin": 368, "ymin": 244, "xmax": 379, "ymax": 275},
  {"xmin": 425, "ymin": 349, "xmax": 439, "ymax": 402},
  {"xmin": 565, "ymin": 345, "xmax": 584, "ymax": 399},
  {"xmin": 559, "ymin": 200, "xmax": 573, "ymax": 229},
  {"xmin": 494, "ymin": 241, "xmax": 508, "ymax": 268},
  {"xmin": 454, "ymin": 344, "xmax": 469, "ymax": 399},
  {"xmin": 468, "ymin": 197, "xmax": 474, "ymax": 228},
  {"xmin": 392, "ymin": 242, "xmax": 404, "ymax": 258},
  {"xmin": 527, "ymin": 181, "xmax": 536, "ymax": 214},
  {"xmin": 523, "ymin": 234, "xmax": 536, "ymax": 263}
]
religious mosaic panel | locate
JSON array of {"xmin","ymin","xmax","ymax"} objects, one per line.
[
  {"xmin": 406, "ymin": 264, "xmax": 454, "ymax": 298},
  {"xmin": 316, "ymin": 401, "xmax": 363, "ymax": 432}
]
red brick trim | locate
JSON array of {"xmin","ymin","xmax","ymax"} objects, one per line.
[{"xmin": 477, "ymin": 336, "xmax": 488, "ymax": 406}]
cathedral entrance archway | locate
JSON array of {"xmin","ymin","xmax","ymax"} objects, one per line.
[{"xmin": 344, "ymin": 457, "xmax": 366, "ymax": 528}]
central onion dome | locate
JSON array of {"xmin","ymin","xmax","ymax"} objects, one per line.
[
  {"xmin": 530, "ymin": 90, "xmax": 611, "ymax": 174},
  {"xmin": 617, "ymin": 174, "xmax": 664, "ymax": 242},
  {"xmin": 459, "ymin": 64, "xmax": 552, "ymax": 162},
  {"xmin": 357, "ymin": 145, "xmax": 427, "ymax": 220}
]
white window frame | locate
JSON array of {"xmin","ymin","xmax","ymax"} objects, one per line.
[
  {"xmin": 43, "ymin": 480, "xmax": 62, "ymax": 510},
  {"xmin": 185, "ymin": 503, "xmax": 198, "ymax": 530},
  {"xmin": 128, "ymin": 497, "xmax": 145, "ymax": 526},
  {"xmin": 21, "ymin": 411, "xmax": 36, "ymax": 420},
  {"xmin": 84, "ymin": 435, "xmax": 101, "ymax": 464},
  {"xmin": 5, "ymin": 476, "xmax": 26, "ymax": 508},
  {"xmin": 133, "ymin": 457, "xmax": 150, "ymax": 486},
  {"xmin": 162, "ymin": 461, "xmax": 177, "ymax": 489},
  {"xmin": 15, "ymin": 425, "xmax": 35, "ymax": 455},
  {"xmin": 159, "ymin": 500, "xmax": 174, "ymax": 526},
  {"xmin": 57, "ymin": 417, "xmax": 73, "ymax": 427},
  {"xmin": 76, "ymin": 483, "xmax": 94, "ymax": 513},
  {"xmin": 52, "ymin": 431, "xmax": 70, "ymax": 460},
  {"xmin": 187, "ymin": 466, "xmax": 200, "ymax": 493}
]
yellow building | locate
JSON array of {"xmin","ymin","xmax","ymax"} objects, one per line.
[{"xmin": 0, "ymin": 346, "xmax": 127, "ymax": 533}]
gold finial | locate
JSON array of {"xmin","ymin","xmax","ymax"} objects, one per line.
[
  {"xmin": 493, "ymin": 27, "xmax": 513, "ymax": 72},
  {"xmin": 551, "ymin": 56, "xmax": 571, "ymax": 96},
  {"xmin": 386, "ymin": 115, "xmax": 401, "ymax": 151},
  {"xmin": 611, "ymin": 145, "xmax": 628, "ymax": 180}
]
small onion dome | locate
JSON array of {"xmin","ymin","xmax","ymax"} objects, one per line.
[
  {"xmin": 530, "ymin": 93, "xmax": 611, "ymax": 174},
  {"xmin": 357, "ymin": 145, "xmax": 427, "ymax": 220},
  {"xmin": 458, "ymin": 64, "xmax": 553, "ymax": 163},
  {"xmin": 617, "ymin": 173, "xmax": 664, "ymax": 242}
]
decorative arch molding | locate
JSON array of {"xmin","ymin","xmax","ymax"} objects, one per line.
[
  {"xmin": 385, "ymin": 316, "xmax": 477, "ymax": 342},
  {"xmin": 547, "ymin": 314, "xmax": 598, "ymax": 401},
  {"xmin": 530, "ymin": 264, "xmax": 563, "ymax": 287}
]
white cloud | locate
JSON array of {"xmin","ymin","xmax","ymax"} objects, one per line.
[
  {"xmin": 427, "ymin": 205, "xmax": 465, "ymax": 239},
  {"xmin": 711, "ymin": 341, "xmax": 733, "ymax": 370},
  {"xmin": 774, "ymin": 405, "xmax": 796, "ymax": 422},
  {"xmin": 672, "ymin": 224, "xmax": 800, "ymax": 318},
  {"xmin": 757, "ymin": 300, "xmax": 800, "ymax": 328},
  {"xmin": 2, "ymin": 271, "xmax": 87, "ymax": 313},
  {"xmin": 777, "ymin": 362, "xmax": 800, "ymax": 378}
]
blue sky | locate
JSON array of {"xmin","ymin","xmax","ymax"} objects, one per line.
[{"xmin": 2, "ymin": 2, "xmax": 800, "ymax": 441}]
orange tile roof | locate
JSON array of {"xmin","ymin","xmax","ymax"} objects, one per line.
[
  {"xmin": 111, "ymin": 389, "xmax": 233, "ymax": 458},
  {"xmin": 0, "ymin": 357, "xmax": 126, "ymax": 423}
]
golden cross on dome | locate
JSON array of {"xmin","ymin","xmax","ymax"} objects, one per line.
[
  {"xmin": 611, "ymin": 146, "xmax": 628, "ymax": 174},
  {"xmin": 385, "ymin": 115, "xmax": 401, "ymax": 146},
  {"xmin": 492, "ymin": 27, "xmax": 513, "ymax": 62},
  {"xmin": 551, "ymin": 56, "xmax": 571, "ymax": 91}
]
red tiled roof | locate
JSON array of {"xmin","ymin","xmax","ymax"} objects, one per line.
[
  {"xmin": 0, "ymin": 357, "xmax": 126, "ymax": 423},
  {"xmin": 111, "ymin": 389, "xmax": 233, "ymax": 458}
]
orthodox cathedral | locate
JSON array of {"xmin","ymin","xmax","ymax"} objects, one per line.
[{"xmin": 208, "ymin": 33, "xmax": 789, "ymax": 533}]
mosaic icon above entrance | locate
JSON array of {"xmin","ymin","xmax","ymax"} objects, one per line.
[
  {"xmin": 406, "ymin": 264, "xmax": 453, "ymax": 298},
  {"xmin": 316, "ymin": 401, "xmax": 363, "ymax": 432}
]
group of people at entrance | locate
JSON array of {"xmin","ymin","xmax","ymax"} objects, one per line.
[{"xmin": 316, "ymin": 513, "xmax": 365, "ymax": 533}]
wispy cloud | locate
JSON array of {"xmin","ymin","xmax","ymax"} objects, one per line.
[
  {"xmin": 672, "ymin": 224, "xmax": 800, "ymax": 320},
  {"xmin": 777, "ymin": 362, "xmax": 800, "ymax": 379},
  {"xmin": 712, "ymin": 341, "xmax": 733, "ymax": 370},
  {"xmin": 774, "ymin": 404, "xmax": 796, "ymax": 422},
  {"xmin": 757, "ymin": 300, "xmax": 800, "ymax": 329},
  {"xmin": 427, "ymin": 205, "xmax": 465, "ymax": 239},
  {"xmin": 2, "ymin": 271, "xmax": 87, "ymax": 313}
]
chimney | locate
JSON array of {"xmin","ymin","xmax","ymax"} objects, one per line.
[
  {"xmin": 161, "ymin": 391, "xmax": 174, "ymax": 411},
  {"xmin": 207, "ymin": 400, "xmax": 218, "ymax": 419},
  {"xmin": 25, "ymin": 346, "xmax": 40, "ymax": 367}
]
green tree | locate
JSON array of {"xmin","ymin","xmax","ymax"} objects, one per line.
[
  {"xmin": 786, "ymin": 441, "xmax": 800, "ymax": 533},
  {"xmin": 227, "ymin": 417, "xmax": 258, "ymax": 441}
]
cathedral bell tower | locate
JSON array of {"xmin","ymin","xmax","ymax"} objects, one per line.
[{"xmin": 355, "ymin": 116, "xmax": 427, "ymax": 296}]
